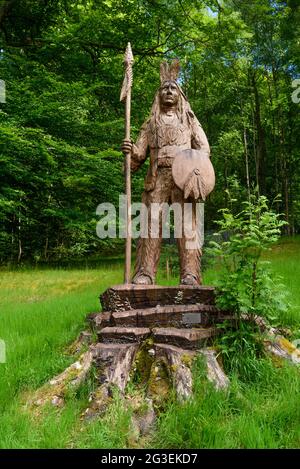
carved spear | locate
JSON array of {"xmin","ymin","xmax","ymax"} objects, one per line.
[{"xmin": 120, "ymin": 42, "xmax": 134, "ymax": 284}]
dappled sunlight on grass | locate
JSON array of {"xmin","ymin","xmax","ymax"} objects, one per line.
[{"xmin": 0, "ymin": 265, "xmax": 123, "ymax": 306}]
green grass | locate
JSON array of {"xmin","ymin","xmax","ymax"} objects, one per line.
[
  {"xmin": 152, "ymin": 356, "xmax": 300, "ymax": 449},
  {"xmin": 264, "ymin": 236, "xmax": 300, "ymax": 326},
  {"xmin": 0, "ymin": 238, "xmax": 300, "ymax": 448}
]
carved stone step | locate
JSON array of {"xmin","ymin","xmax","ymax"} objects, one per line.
[
  {"xmin": 99, "ymin": 327, "xmax": 151, "ymax": 344},
  {"xmin": 89, "ymin": 304, "xmax": 232, "ymax": 331},
  {"xmin": 152, "ymin": 327, "xmax": 217, "ymax": 349},
  {"xmin": 113, "ymin": 304, "xmax": 231, "ymax": 328},
  {"xmin": 100, "ymin": 284, "xmax": 216, "ymax": 312},
  {"xmin": 97, "ymin": 323, "xmax": 217, "ymax": 349},
  {"xmin": 87, "ymin": 311, "xmax": 112, "ymax": 330},
  {"xmin": 113, "ymin": 310, "xmax": 138, "ymax": 327}
]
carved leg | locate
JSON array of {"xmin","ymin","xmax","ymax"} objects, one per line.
[
  {"xmin": 172, "ymin": 186, "xmax": 202, "ymax": 285},
  {"xmin": 132, "ymin": 236, "xmax": 162, "ymax": 284},
  {"xmin": 133, "ymin": 170, "xmax": 173, "ymax": 284}
]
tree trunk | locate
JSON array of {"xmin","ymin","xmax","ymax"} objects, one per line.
[
  {"xmin": 251, "ymin": 73, "xmax": 267, "ymax": 195},
  {"xmin": 244, "ymin": 127, "xmax": 250, "ymax": 201},
  {"xmin": 17, "ymin": 208, "xmax": 22, "ymax": 263}
]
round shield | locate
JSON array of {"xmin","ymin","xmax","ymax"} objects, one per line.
[{"xmin": 172, "ymin": 149, "xmax": 215, "ymax": 200}]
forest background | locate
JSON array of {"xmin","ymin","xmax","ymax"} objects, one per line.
[{"xmin": 0, "ymin": 0, "xmax": 299, "ymax": 265}]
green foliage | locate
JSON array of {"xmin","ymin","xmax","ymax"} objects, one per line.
[
  {"xmin": 0, "ymin": 0, "xmax": 300, "ymax": 263},
  {"xmin": 216, "ymin": 319, "xmax": 265, "ymax": 382},
  {"xmin": 0, "ymin": 124, "xmax": 125, "ymax": 263},
  {"xmin": 158, "ymin": 243, "xmax": 180, "ymax": 279},
  {"xmin": 209, "ymin": 193, "xmax": 287, "ymax": 317},
  {"xmin": 152, "ymin": 357, "xmax": 300, "ymax": 449},
  {"xmin": 208, "ymin": 193, "xmax": 289, "ymax": 379}
]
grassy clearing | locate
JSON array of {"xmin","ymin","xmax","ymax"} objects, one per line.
[
  {"xmin": 264, "ymin": 236, "xmax": 300, "ymax": 327},
  {"xmin": 152, "ymin": 356, "xmax": 300, "ymax": 449},
  {"xmin": 0, "ymin": 238, "xmax": 300, "ymax": 448}
]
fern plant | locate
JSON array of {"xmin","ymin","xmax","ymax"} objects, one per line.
[{"xmin": 208, "ymin": 194, "xmax": 288, "ymax": 380}]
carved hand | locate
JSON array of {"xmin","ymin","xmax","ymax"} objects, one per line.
[{"xmin": 121, "ymin": 139, "xmax": 133, "ymax": 155}]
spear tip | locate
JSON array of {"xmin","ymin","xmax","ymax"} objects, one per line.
[{"xmin": 124, "ymin": 42, "xmax": 134, "ymax": 65}]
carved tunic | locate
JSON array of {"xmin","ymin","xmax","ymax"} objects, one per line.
[{"xmin": 131, "ymin": 111, "xmax": 210, "ymax": 191}]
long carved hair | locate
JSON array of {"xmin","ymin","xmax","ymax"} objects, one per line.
[
  {"xmin": 147, "ymin": 81, "xmax": 194, "ymax": 145},
  {"xmin": 147, "ymin": 60, "xmax": 194, "ymax": 142}
]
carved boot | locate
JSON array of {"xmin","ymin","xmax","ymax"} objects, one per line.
[
  {"xmin": 132, "ymin": 272, "xmax": 153, "ymax": 285},
  {"xmin": 180, "ymin": 274, "xmax": 199, "ymax": 286}
]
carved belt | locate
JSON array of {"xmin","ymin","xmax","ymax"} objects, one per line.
[
  {"xmin": 155, "ymin": 144, "xmax": 188, "ymax": 168},
  {"xmin": 157, "ymin": 157, "xmax": 174, "ymax": 167}
]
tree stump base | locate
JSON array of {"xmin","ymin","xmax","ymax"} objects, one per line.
[
  {"xmin": 28, "ymin": 283, "xmax": 299, "ymax": 434},
  {"xmin": 88, "ymin": 284, "xmax": 231, "ymax": 406}
]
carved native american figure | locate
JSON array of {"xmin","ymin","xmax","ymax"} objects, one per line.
[{"xmin": 122, "ymin": 60, "xmax": 214, "ymax": 286}]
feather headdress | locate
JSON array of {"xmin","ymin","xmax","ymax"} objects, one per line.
[{"xmin": 160, "ymin": 59, "xmax": 180, "ymax": 84}]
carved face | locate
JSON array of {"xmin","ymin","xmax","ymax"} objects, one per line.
[{"xmin": 159, "ymin": 80, "xmax": 179, "ymax": 106}]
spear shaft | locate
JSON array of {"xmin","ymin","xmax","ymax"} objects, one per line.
[
  {"xmin": 124, "ymin": 88, "xmax": 131, "ymax": 284},
  {"xmin": 120, "ymin": 43, "xmax": 134, "ymax": 284}
]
